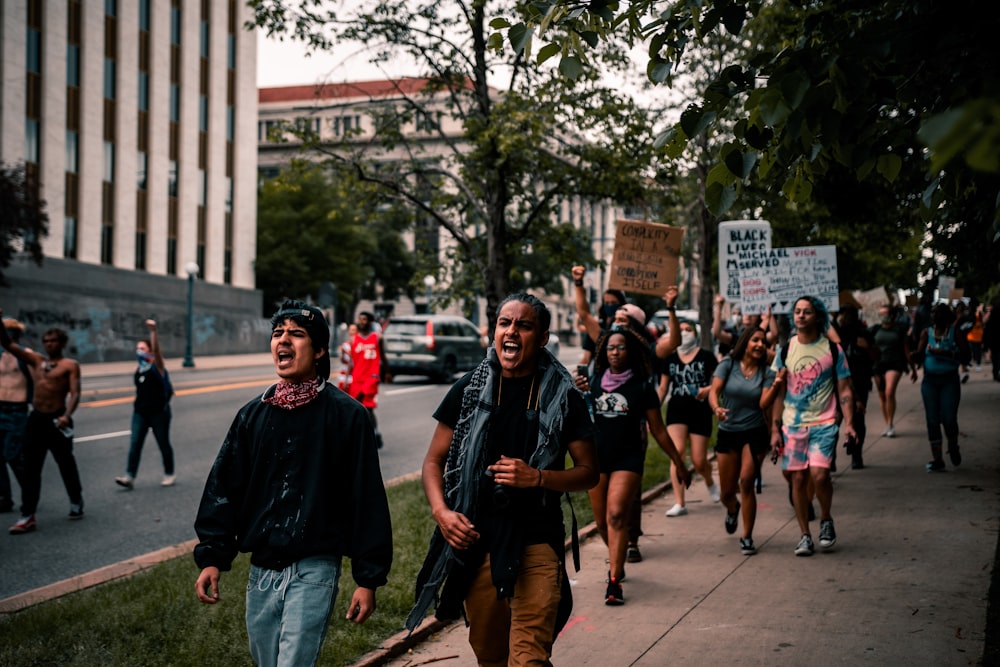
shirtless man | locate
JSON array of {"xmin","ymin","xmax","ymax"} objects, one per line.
[
  {"xmin": 0, "ymin": 310, "xmax": 83, "ymax": 534},
  {"xmin": 0, "ymin": 318, "xmax": 31, "ymax": 512}
]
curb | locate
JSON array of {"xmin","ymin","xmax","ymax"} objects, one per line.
[{"xmin": 346, "ymin": 480, "xmax": 673, "ymax": 667}]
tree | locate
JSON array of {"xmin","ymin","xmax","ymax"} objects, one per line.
[
  {"xmin": 505, "ymin": 0, "xmax": 1000, "ymax": 297},
  {"xmin": 250, "ymin": 0, "xmax": 659, "ymax": 329},
  {"xmin": 255, "ymin": 160, "xmax": 414, "ymax": 316},
  {"xmin": 0, "ymin": 161, "xmax": 49, "ymax": 287}
]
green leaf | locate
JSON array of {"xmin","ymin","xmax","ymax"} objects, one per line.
[
  {"xmin": 559, "ymin": 55, "xmax": 584, "ymax": 80},
  {"xmin": 647, "ymin": 57, "xmax": 672, "ymax": 84},
  {"xmin": 579, "ymin": 30, "xmax": 600, "ymax": 48},
  {"xmin": 489, "ymin": 17, "xmax": 511, "ymax": 29},
  {"xmin": 509, "ymin": 23, "xmax": 533, "ymax": 55},
  {"xmin": 780, "ymin": 71, "xmax": 811, "ymax": 110},
  {"xmin": 723, "ymin": 148, "xmax": 757, "ymax": 179},
  {"xmin": 876, "ymin": 154, "xmax": 902, "ymax": 183},
  {"xmin": 706, "ymin": 182, "xmax": 737, "ymax": 217},
  {"xmin": 487, "ymin": 32, "xmax": 504, "ymax": 52},
  {"xmin": 679, "ymin": 105, "xmax": 716, "ymax": 138},
  {"xmin": 758, "ymin": 88, "xmax": 791, "ymax": 126},
  {"xmin": 537, "ymin": 43, "xmax": 561, "ymax": 65}
]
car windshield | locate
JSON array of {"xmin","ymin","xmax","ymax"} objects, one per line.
[{"xmin": 386, "ymin": 322, "xmax": 427, "ymax": 336}]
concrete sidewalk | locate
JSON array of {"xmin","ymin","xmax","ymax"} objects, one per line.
[{"xmin": 366, "ymin": 371, "xmax": 1000, "ymax": 666}]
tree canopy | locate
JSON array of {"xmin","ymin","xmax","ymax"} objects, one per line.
[
  {"xmin": 0, "ymin": 161, "xmax": 49, "ymax": 287},
  {"xmin": 505, "ymin": 0, "xmax": 1000, "ymax": 297},
  {"xmin": 251, "ymin": 0, "xmax": 660, "ymax": 327}
]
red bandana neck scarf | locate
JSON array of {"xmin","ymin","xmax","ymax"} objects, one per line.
[{"xmin": 264, "ymin": 377, "xmax": 323, "ymax": 410}]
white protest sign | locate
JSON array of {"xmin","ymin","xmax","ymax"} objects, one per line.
[
  {"xmin": 718, "ymin": 220, "xmax": 772, "ymax": 303},
  {"xmin": 739, "ymin": 245, "xmax": 840, "ymax": 314}
]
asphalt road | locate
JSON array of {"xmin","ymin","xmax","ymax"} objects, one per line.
[{"xmin": 0, "ymin": 363, "xmax": 451, "ymax": 601}]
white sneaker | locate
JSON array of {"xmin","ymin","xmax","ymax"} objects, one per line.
[
  {"xmin": 886, "ymin": 425, "xmax": 895, "ymax": 438},
  {"xmin": 665, "ymin": 504, "xmax": 688, "ymax": 517},
  {"xmin": 115, "ymin": 476, "xmax": 134, "ymax": 489},
  {"xmin": 161, "ymin": 475, "xmax": 176, "ymax": 487},
  {"xmin": 708, "ymin": 484, "xmax": 721, "ymax": 503}
]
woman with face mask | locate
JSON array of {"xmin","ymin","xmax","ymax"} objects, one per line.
[
  {"xmin": 659, "ymin": 320, "xmax": 719, "ymax": 517},
  {"xmin": 116, "ymin": 319, "xmax": 175, "ymax": 489}
]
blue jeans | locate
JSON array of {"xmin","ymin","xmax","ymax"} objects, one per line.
[
  {"xmin": 127, "ymin": 407, "xmax": 174, "ymax": 478},
  {"xmin": 920, "ymin": 371, "xmax": 960, "ymax": 445},
  {"xmin": 245, "ymin": 555, "xmax": 341, "ymax": 667},
  {"xmin": 0, "ymin": 405, "xmax": 28, "ymax": 505}
]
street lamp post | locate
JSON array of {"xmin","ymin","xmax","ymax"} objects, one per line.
[
  {"xmin": 183, "ymin": 262, "xmax": 199, "ymax": 368},
  {"xmin": 423, "ymin": 274, "xmax": 436, "ymax": 314}
]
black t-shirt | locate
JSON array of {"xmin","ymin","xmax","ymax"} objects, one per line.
[
  {"xmin": 434, "ymin": 370, "xmax": 593, "ymax": 545},
  {"xmin": 589, "ymin": 375, "xmax": 659, "ymax": 470}
]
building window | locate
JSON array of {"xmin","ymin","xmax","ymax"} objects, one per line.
[
  {"xmin": 200, "ymin": 95, "xmax": 208, "ymax": 132},
  {"xmin": 227, "ymin": 105, "xmax": 235, "ymax": 141},
  {"xmin": 67, "ymin": 44, "xmax": 80, "ymax": 86},
  {"xmin": 137, "ymin": 151, "xmax": 147, "ymax": 189},
  {"xmin": 26, "ymin": 119, "xmax": 40, "ymax": 163},
  {"xmin": 170, "ymin": 6, "xmax": 181, "ymax": 45},
  {"xmin": 201, "ymin": 20, "xmax": 209, "ymax": 57},
  {"xmin": 135, "ymin": 231, "xmax": 146, "ymax": 270},
  {"xmin": 167, "ymin": 238, "xmax": 177, "ymax": 275},
  {"xmin": 105, "ymin": 0, "xmax": 117, "ymax": 16},
  {"xmin": 170, "ymin": 84, "xmax": 180, "ymax": 122},
  {"xmin": 227, "ymin": 33, "xmax": 236, "ymax": 69},
  {"xmin": 64, "ymin": 218, "xmax": 78, "ymax": 259},
  {"xmin": 168, "ymin": 160, "xmax": 178, "ymax": 197},
  {"xmin": 27, "ymin": 28, "xmax": 41, "ymax": 73},
  {"xmin": 104, "ymin": 58, "xmax": 116, "ymax": 100},
  {"xmin": 198, "ymin": 170, "xmax": 207, "ymax": 206},
  {"xmin": 103, "ymin": 141, "xmax": 115, "ymax": 182},
  {"xmin": 101, "ymin": 224, "xmax": 114, "ymax": 264},
  {"xmin": 139, "ymin": 0, "xmax": 150, "ymax": 31},
  {"xmin": 66, "ymin": 131, "xmax": 79, "ymax": 173},
  {"xmin": 138, "ymin": 71, "xmax": 149, "ymax": 110}
]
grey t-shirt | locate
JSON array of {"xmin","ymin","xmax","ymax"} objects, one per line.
[{"xmin": 713, "ymin": 357, "xmax": 775, "ymax": 432}]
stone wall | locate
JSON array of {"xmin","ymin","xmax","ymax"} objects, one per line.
[{"xmin": 2, "ymin": 256, "xmax": 267, "ymax": 362}]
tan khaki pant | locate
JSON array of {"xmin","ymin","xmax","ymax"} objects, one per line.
[{"xmin": 465, "ymin": 543, "xmax": 563, "ymax": 667}]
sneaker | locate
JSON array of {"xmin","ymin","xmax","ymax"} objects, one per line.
[
  {"xmin": 161, "ymin": 474, "xmax": 177, "ymax": 487},
  {"xmin": 665, "ymin": 503, "xmax": 687, "ymax": 517},
  {"xmin": 605, "ymin": 577, "xmax": 624, "ymax": 606},
  {"xmin": 794, "ymin": 534, "xmax": 814, "ymax": 557},
  {"xmin": 947, "ymin": 446, "xmax": 962, "ymax": 467},
  {"xmin": 626, "ymin": 545, "xmax": 643, "ymax": 563},
  {"xmin": 886, "ymin": 425, "xmax": 895, "ymax": 438},
  {"xmin": 9, "ymin": 514, "xmax": 36, "ymax": 534},
  {"xmin": 740, "ymin": 537, "xmax": 757, "ymax": 556},
  {"xmin": 708, "ymin": 483, "xmax": 721, "ymax": 503},
  {"xmin": 818, "ymin": 519, "xmax": 837, "ymax": 549},
  {"xmin": 725, "ymin": 501, "xmax": 740, "ymax": 535},
  {"xmin": 115, "ymin": 475, "xmax": 134, "ymax": 489},
  {"xmin": 926, "ymin": 459, "xmax": 946, "ymax": 472},
  {"xmin": 68, "ymin": 502, "xmax": 84, "ymax": 520}
]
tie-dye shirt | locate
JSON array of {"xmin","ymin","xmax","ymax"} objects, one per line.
[{"xmin": 772, "ymin": 335, "xmax": 851, "ymax": 427}]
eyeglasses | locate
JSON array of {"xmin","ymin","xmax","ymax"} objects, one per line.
[{"xmin": 606, "ymin": 344, "xmax": 628, "ymax": 352}]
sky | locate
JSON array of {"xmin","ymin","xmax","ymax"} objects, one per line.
[{"xmin": 256, "ymin": 32, "xmax": 414, "ymax": 88}]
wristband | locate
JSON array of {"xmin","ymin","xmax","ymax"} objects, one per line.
[
  {"xmin": 537, "ymin": 468, "xmax": 543, "ymax": 487},
  {"xmin": 574, "ymin": 279, "xmax": 584, "ymax": 287},
  {"xmin": 665, "ymin": 305, "xmax": 676, "ymax": 311}
]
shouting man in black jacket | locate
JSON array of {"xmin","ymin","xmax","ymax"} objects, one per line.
[{"xmin": 194, "ymin": 300, "xmax": 392, "ymax": 667}]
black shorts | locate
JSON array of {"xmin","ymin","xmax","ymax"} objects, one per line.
[
  {"xmin": 596, "ymin": 440, "xmax": 645, "ymax": 475},
  {"xmin": 665, "ymin": 397, "xmax": 713, "ymax": 436},
  {"xmin": 715, "ymin": 424, "xmax": 771, "ymax": 457}
]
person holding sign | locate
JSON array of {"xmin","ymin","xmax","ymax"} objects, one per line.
[{"xmin": 769, "ymin": 297, "xmax": 855, "ymax": 557}]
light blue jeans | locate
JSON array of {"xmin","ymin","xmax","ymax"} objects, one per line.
[{"xmin": 245, "ymin": 555, "xmax": 341, "ymax": 667}]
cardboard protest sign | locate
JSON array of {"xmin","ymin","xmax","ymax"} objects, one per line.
[
  {"xmin": 949, "ymin": 288, "xmax": 965, "ymax": 301},
  {"xmin": 607, "ymin": 220, "xmax": 684, "ymax": 296},
  {"xmin": 718, "ymin": 220, "xmax": 772, "ymax": 303},
  {"xmin": 738, "ymin": 245, "xmax": 839, "ymax": 314},
  {"xmin": 856, "ymin": 287, "xmax": 891, "ymax": 325}
]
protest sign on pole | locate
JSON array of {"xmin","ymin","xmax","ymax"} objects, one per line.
[
  {"xmin": 738, "ymin": 245, "xmax": 840, "ymax": 314},
  {"xmin": 607, "ymin": 220, "xmax": 685, "ymax": 297},
  {"xmin": 717, "ymin": 220, "xmax": 772, "ymax": 304}
]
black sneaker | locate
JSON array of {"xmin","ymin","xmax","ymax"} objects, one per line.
[
  {"xmin": 725, "ymin": 501, "xmax": 740, "ymax": 535},
  {"xmin": 794, "ymin": 534, "xmax": 814, "ymax": 557},
  {"xmin": 605, "ymin": 577, "xmax": 624, "ymax": 606},
  {"xmin": 626, "ymin": 545, "xmax": 643, "ymax": 563},
  {"xmin": 740, "ymin": 537, "xmax": 756, "ymax": 555},
  {"xmin": 926, "ymin": 459, "xmax": 946, "ymax": 472},
  {"xmin": 818, "ymin": 519, "xmax": 836, "ymax": 549},
  {"xmin": 948, "ymin": 446, "xmax": 962, "ymax": 466},
  {"xmin": 68, "ymin": 501, "xmax": 84, "ymax": 520}
]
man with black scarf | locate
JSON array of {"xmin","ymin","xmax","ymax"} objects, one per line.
[{"xmin": 406, "ymin": 293, "xmax": 598, "ymax": 665}]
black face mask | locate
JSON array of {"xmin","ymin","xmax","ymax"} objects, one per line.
[{"xmin": 601, "ymin": 304, "xmax": 619, "ymax": 319}]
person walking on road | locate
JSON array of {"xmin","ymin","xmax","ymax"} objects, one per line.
[
  {"xmin": 769, "ymin": 297, "xmax": 855, "ymax": 557},
  {"xmin": 193, "ymin": 300, "xmax": 392, "ymax": 667},
  {"xmin": 115, "ymin": 320, "xmax": 176, "ymax": 489},
  {"xmin": 0, "ymin": 315, "xmax": 84, "ymax": 534},
  {"xmin": 709, "ymin": 327, "xmax": 782, "ymax": 555},
  {"xmin": 660, "ymin": 319, "xmax": 719, "ymax": 517},
  {"xmin": 871, "ymin": 304, "xmax": 916, "ymax": 437},
  {"xmin": 349, "ymin": 312, "xmax": 387, "ymax": 449},
  {"xmin": 0, "ymin": 318, "xmax": 32, "ymax": 514},
  {"xmin": 833, "ymin": 304, "xmax": 879, "ymax": 469},
  {"xmin": 406, "ymin": 293, "xmax": 598, "ymax": 664},
  {"xmin": 914, "ymin": 303, "xmax": 971, "ymax": 472},
  {"xmin": 578, "ymin": 324, "xmax": 690, "ymax": 604}
]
